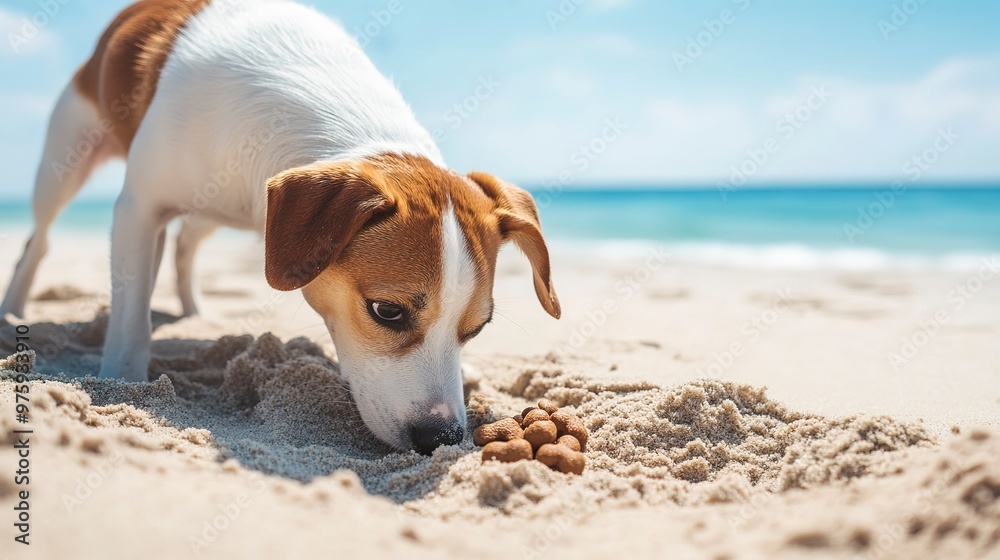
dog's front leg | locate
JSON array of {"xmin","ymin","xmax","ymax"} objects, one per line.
[{"xmin": 98, "ymin": 192, "xmax": 167, "ymax": 382}]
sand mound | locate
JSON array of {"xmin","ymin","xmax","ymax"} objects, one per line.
[
  {"xmin": 4, "ymin": 333, "xmax": 936, "ymax": 517},
  {"xmin": 890, "ymin": 429, "xmax": 1000, "ymax": 552},
  {"xmin": 3, "ymin": 330, "xmax": 999, "ymax": 558}
]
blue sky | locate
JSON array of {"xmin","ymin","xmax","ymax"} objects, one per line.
[{"xmin": 1, "ymin": 0, "xmax": 999, "ymax": 200}]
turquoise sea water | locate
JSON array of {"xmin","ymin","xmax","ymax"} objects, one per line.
[
  {"xmin": 535, "ymin": 187, "xmax": 1000, "ymax": 268},
  {"xmin": 2, "ymin": 187, "xmax": 998, "ymax": 269}
]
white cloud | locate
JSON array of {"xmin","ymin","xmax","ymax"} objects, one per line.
[
  {"xmin": 648, "ymin": 99, "xmax": 749, "ymax": 132},
  {"xmin": 0, "ymin": 6, "xmax": 59, "ymax": 57},
  {"xmin": 546, "ymin": 69, "xmax": 598, "ymax": 97},
  {"xmin": 628, "ymin": 56, "xmax": 1000, "ymax": 182},
  {"xmin": 451, "ymin": 56, "xmax": 1000, "ymax": 184}
]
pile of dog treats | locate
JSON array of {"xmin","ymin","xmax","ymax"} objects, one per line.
[{"xmin": 473, "ymin": 399, "xmax": 588, "ymax": 475}]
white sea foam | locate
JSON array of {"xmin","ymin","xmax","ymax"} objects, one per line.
[
  {"xmin": 3, "ymin": 215, "xmax": 995, "ymax": 273},
  {"xmin": 548, "ymin": 239, "xmax": 999, "ymax": 272}
]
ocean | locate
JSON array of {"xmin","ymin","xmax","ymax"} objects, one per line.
[{"xmin": 2, "ymin": 187, "xmax": 998, "ymax": 270}]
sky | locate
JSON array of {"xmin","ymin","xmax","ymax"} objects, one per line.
[{"xmin": 1, "ymin": 0, "xmax": 999, "ymax": 200}]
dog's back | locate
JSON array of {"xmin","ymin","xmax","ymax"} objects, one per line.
[
  {"xmin": 75, "ymin": 0, "xmax": 441, "ymax": 216},
  {"xmin": 74, "ymin": 0, "xmax": 211, "ymax": 152},
  {"xmin": 0, "ymin": 0, "xmax": 441, "ymax": 335},
  {"xmin": 146, "ymin": 0, "xmax": 442, "ymax": 226}
]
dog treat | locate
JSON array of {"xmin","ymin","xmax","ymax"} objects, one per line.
[
  {"xmin": 481, "ymin": 439, "xmax": 533, "ymax": 463},
  {"xmin": 477, "ymin": 400, "xmax": 589, "ymax": 474},
  {"xmin": 521, "ymin": 408, "xmax": 550, "ymax": 428},
  {"xmin": 473, "ymin": 417, "xmax": 523, "ymax": 446},
  {"xmin": 523, "ymin": 420, "xmax": 558, "ymax": 452},
  {"xmin": 556, "ymin": 434, "xmax": 582, "ymax": 452},
  {"xmin": 550, "ymin": 410, "xmax": 588, "ymax": 450},
  {"xmin": 535, "ymin": 443, "xmax": 586, "ymax": 475},
  {"xmin": 537, "ymin": 399, "xmax": 559, "ymax": 415}
]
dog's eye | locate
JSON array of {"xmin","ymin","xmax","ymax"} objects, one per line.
[{"xmin": 367, "ymin": 300, "xmax": 408, "ymax": 330}]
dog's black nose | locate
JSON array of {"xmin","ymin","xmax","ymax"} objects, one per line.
[{"xmin": 408, "ymin": 417, "xmax": 464, "ymax": 455}]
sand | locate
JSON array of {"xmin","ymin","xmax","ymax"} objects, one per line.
[{"xmin": 1, "ymin": 230, "xmax": 998, "ymax": 559}]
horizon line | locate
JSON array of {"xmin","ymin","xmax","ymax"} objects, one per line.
[{"xmin": 1, "ymin": 181, "xmax": 1000, "ymax": 204}]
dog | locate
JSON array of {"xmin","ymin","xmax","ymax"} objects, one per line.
[{"xmin": 0, "ymin": 0, "xmax": 560, "ymax": 454}]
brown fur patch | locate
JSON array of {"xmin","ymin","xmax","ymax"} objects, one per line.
[
  {"xmin": 467, "ymin": 172, "xmax": 561, "ymax": 319},
  {"xmin": 296, "ymin": 154, "xmax": 499, "ymax": 356},
  {"xmin": 264, "ymin": 161, "xmax": 397, "ymax": 292},
  {"xmin": 73, "ymin": 0, "xmax": 212, "ymax": 151},
  {"xmin": 286, "ymin": 153, "xmax": 556, "ymax": 357}
]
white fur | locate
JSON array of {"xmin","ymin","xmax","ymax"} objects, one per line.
[
  {"xmin": 142, "ymin": 0, "xmax": 442, "ymax": 231},
  {"xmin": 331, "ymin": 206, "xmax": 475, "ymax": 449},
  {"xmin": 3, "ymin": 0, "xmax": 467, "ymax": 449},
  {"xmin": 174, "ymin": 216, "xmax": 217, "ymax": 317},
  {"xmin": 95, "ymin": 0, "xmax": 442, "ymax": 379}
]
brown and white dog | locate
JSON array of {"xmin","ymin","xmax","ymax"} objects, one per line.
[{"xmin": 0, "ymin": 0, "xmax": 560, "ymax": 453}]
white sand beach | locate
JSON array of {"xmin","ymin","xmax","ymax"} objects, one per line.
[{"xmin": 1, "ymin": 230, "xmax": 999, "ymax": 559}]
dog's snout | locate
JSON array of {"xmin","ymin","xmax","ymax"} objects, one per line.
[{"xmin": 408, "ymin": 416, "xmax": 464, "ymax": 455}]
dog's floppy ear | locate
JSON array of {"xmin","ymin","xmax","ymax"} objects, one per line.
[
  {"xmin": 264, "ymin": 162, "xmax": 395, "ymax": 291},
  {"xmin": 467, "ymin": 172, "xmax": 560, "ymax": 319}
]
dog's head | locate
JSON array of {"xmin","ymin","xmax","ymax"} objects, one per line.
[{"xmin": 263, "ymin": 153, "xmax": 560, "ymax": 453}]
